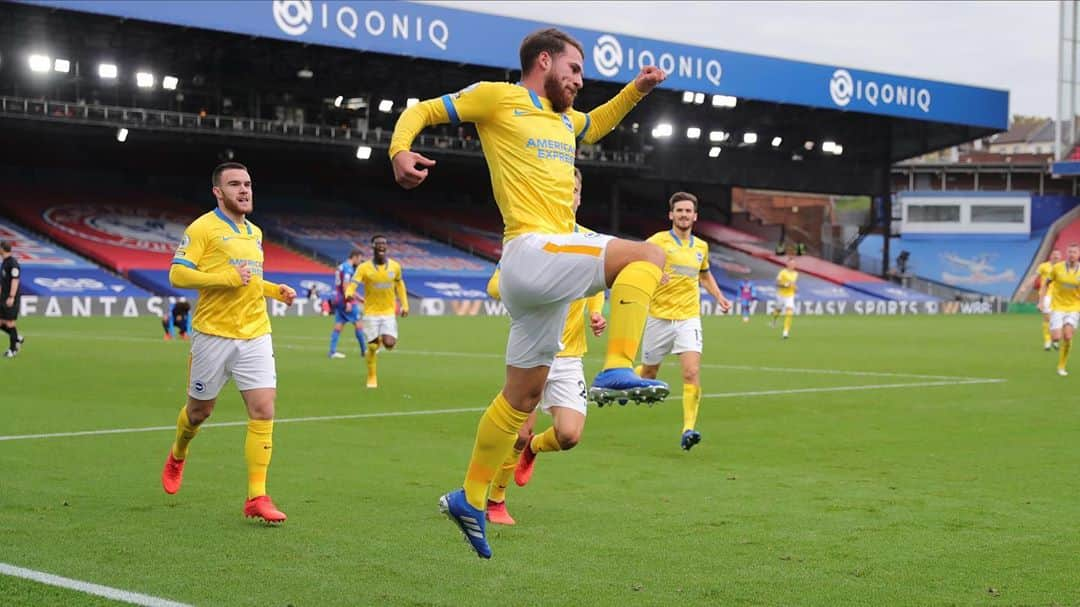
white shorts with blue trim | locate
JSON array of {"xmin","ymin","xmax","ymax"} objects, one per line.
[
  {"xmin": 539, "ymin": 356, "xmax": 588, "ymax": 416},
  {"xmin": 642, "ymin": 316, "xmax": 703, "ymax": 365}
]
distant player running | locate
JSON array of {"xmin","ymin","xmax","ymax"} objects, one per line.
[
  {"xmin": 771, "ymin": 258, "xmax": 799, "ymax": 339},
  {"xmin": 162, "ymin": 299, "xmax": 192, "ymax": 341},
  {"xmin": 328, "ymin": 248, "xmax": 367, "ymax": 359},
  {"xmin": 345, "ymin": 235, "xmax": 408, "ymax": 388},
  {"xmin": 637, "ymin": 192, "xmax": 731, "ymax": 451},
  {"xmin": 484, "ymin": 167, "xmax": 606, "ymax": 526},
  {"xmin": 161, "ymin": 162, "xmax": 296, "ymax": 524},
  {"xmin": 1041, "ymin": 243, "xmax": 1080, "ymax": 376},
  {"xmin": 737, "ymin": 278, "xmax": 757, "ymax": 323},
  {"xmin": 0, "ymin": 239, "xmax": 24, "ymax": 357},
  {"xmin": 390, "ymin": 28, "xmax": 668, "ymax": 558},
  {"xmin": 1028, "ymin": 250, "xmax": 1062, "ymax": 350}
]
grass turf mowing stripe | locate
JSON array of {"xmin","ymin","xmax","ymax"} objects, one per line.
[{"xmin": 0, "ymin": 562, "xmax": 192, "ymax": 607}]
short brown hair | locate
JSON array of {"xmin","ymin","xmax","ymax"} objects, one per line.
[
  {"xmin": 669, "ymin": 192, "xmax": 698, "ymax": 211},
  {"xmin": 349, "ymin": 248, "xmax": 364, "ymax": 259},
  {"xmin": 0, "ymin": 240, "xmax": 11, "ymax": 253},
  {"xmin": 211, "ymin": 162, "xmax": 249, "ymax": 187},
  {"xmin": 520, "ymin": 28, "xmax": 584, "ymax": 74}
]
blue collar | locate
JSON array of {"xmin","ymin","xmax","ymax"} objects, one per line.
[
  {"xmin": 516, "ymin": 83, "xmax": 544, "ymax": 110},
  {"xmin": 214, "ymin": 207, "xmax": 252, "ymax": 235},
  {"xmin": 669, "ymin": 230, "xmax": 694, "ymax": 247}
]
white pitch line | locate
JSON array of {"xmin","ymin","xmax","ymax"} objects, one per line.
[
  {"xmin": 0, "ymin": 407, "xmax": 486, "ymax": 442},
  {"xmin": 0, "ymin": 562, "xmax": 191, "ymax": 607},
  {"xmin": 25, "ymin": 331, "xmax": 991, "ymax": 381},
  {"xmin": 0, "ymin": 377, "xmax": 1006, "ymax": 443},
  {"xmin": 700, "ymin": 378, "xmax": 1005, "ymax": 399}
]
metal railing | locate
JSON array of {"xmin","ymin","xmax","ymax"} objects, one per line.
[{"xmin": 0, "ymin": 95, "xmax": 647, "ymax": 167}]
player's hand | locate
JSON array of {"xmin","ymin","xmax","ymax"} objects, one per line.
[
  {"xmin": 392, "ymin": 151, "xmax": 436, "ymax": 190},
  {"xmin": 660, "ymin": 273, "xmax": 671, "ymax": 285},
  {"xmin": 345, "ymin": 301, "xmax": 353, "ymax": 313},
  {"xmin": 5, "ymin": 296, "xmax": 13, "ymax": 307},
  {"xmin": 400, "ymin": 309, "xmax": 409, "ymax": 318},
  {"xmin": 235, "ymin": 263, "xmax": 252, "ymax": 286},
  {"xmin": 717, "ymin": 296, "xmax": 732, "ymax": 313},
  {"xmin": 633, "ymin": 66, "xmax": 667, "ymax": 94},
  {"xmin": 590, "ymin": 312, "xmax": 607, "ymax": 336},
  {"xmin": 279, "ymin": 284, "xmax": 297, "ymax": 305}
]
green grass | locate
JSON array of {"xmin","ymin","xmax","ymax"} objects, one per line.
[{"xmin": 1, "ymin": 314, "xmax": 1077, "ymax": 606}]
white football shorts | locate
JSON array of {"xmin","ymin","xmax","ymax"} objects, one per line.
[
  {"xmin": 775, "ymin": 295, "xmax": 795, "ymax": 312},
  {"xmin": 1049, "ymin": 310, "xmax": 1080, "ymax": 331},
  {"xmin": 188, "ymin": 331, "xmax": 276, "ymax": 399},
  {"xmin": 539, "ymin": 356, "xmax": 588, "ymax": 416},
  {"xmin": 363, "ymin": 314, "xmax": 398, "ymax": 343},
  {"xmin": 641, "ymin": 316, "xmax": 703, "ymax": 365},
  {"xmin": 499, "ymin": 231, "xmax": 614, "ymax": 368}
]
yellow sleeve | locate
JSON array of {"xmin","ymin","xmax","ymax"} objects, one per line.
[
  {"xmin": 586, "ymin": 290, "xmax": 605, "ymax": 315},
  {"xmin": 169, "ymin": 263, "xmax": 242, "ymax": 289},
  {"xmin": 394, "ymin": 263, "xmax": 409, "ymax": 312},
  {"xmin": 776, "ymin": 271, "xmax": 785, "ymax": 287},
  {"xmin": 486, "ymin": 268, "xmax": 501, "ymax": 300},
  {"xmin": 389, "ymin": 82, "xmax": 502, "ymax": 159},
  {"xmin": 570, "ymin": 81, "xmax": 645, "ymax": 145},
  {"xmin": 700, "ymin": 241, "xmax": 710, "ymax": 271},
  {"xmin": 345, "ymin": 265, "xmax": 364, "ymax": 299},
  {"xmin": 646, "ymin": 232, "xmax": 666, "ymax": 246},
  {"xmin": 262, "ymin": 280, "xmax": 283, "ymax": 301},
  {"xmin": 171, "ymin": 225, "xmax": 206, "ymax": 270}
]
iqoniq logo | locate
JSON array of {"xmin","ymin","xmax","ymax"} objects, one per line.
[
  {"xmin": 593, "ymin": 34, "xmax": 623, "ymax": 78},
  {"xmin": 592, "ymin": 33, "xmax": 722, "ymax": 86},
  {"xmin": 828, "ymin": 67, "xmax": 932, "ymax": 113},
  {"xmin": 273, "ymin": 0, "xmax": 314, "ymax": 36}
]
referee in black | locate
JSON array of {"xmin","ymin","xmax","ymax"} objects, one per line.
[{"xmin": 1, "ymin": 240, "xmax": 24, "ymax": 357}]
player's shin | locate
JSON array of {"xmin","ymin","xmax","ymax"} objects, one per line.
[
  {"xmin": 245, "ymin": 419, "xmax": 274, "ymax": 499},
  {"xmin": 171, "ymin": 406, "xmax": 201, "ymax": 460},
  {"xmin": 530, "ymin": 427, "xmax": 562, "ymax": 453},
  {"xmin": 488, "ymin": 444, "xmax": 523, "ymax": 503},
  {"xmin": 1058, "ymin": 338, "xmax": 1072, "ymax": 370},
  {"xmin": 329, "ymin": 328, "xmax": 341, "ymax": 355},
  {"xmin": 462, "ymin": 393, "xmax": 529, "ymax": 510},
  {"xmin": 603, "ymin": 262, "xmax": 662, "ymax": 370},
  {"xmin": 355, "ymin": 329, "xmax": 367, "ymax": 355},
  {"xmin": 682, "ymin": 383, "xmax": 701, "ymax": 432},
  {"xmin": 783, "ymin": 311, "xmax": 793, "ymax": 334}
]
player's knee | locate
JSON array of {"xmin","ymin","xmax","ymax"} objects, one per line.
[
  {"xmin": 555, "ymin": 426, "xmax": 581, "ymax": 450},
  {"xmin": 186, "ymin": 403, "xmax": 214, "ymax": 425},
  {"xmin": 640, "ymin": 242, "xmax": 665, "ymax": 269},
  {"xmin": 682, "ymin": 368, "xmax": 699, "ymax": 384},
  {"xmin": 382, "ymin": 336, "xmax": 397, "ymax": 349}
]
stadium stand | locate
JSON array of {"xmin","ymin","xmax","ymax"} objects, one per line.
[
  {"xmin": 0, "ymin": 216, "xmax": 150, "ymax": 297},
  {"xmin": 0, "ymin": 187, "xmax": 332, "ymax": 297},
  {"xmin": 859, "ymin": 232, "xmax": 1046, "ymax": 299}
]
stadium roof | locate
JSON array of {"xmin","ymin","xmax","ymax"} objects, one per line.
[
  {"xmin": 21, "ymin": 0, "xmax": 1008, "ymax": 131},
  {"xmin": 6, "ymin": 0, "xmax": 1012, "ymax": 195}
]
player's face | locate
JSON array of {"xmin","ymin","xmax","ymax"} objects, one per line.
[
  {"xmin": 214, "ymin": 169, "xmax": 253, "ymax": 216},
  {"xmin": 1069, "ymin": 246, "xmax": 1080, "ymax": 264},
  {"xmin": 542, "ymin": 45, "xmax": 584, "ymax": 113},
  {"xmin": 1052, "ymin": 251, "xmax": 1063, "ymax": 263},
  {"xmin": 787, "ymin": 259, "xmax": 797, "ymax": 270},
  {"xmin": 669, "ymin": 200, "xmax": 697, "ymax": 230},
  {"xmin": 572, "ymin": 175, "xmax": 582, "ymax": 213},
  {"xmin": 372, "ymin": 238, "xmax": 388, "ymax": 257}
]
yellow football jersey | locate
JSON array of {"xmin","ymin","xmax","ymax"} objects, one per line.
[
  {"xmin": 1037, "ymin": 261, "xmax": 1056, "ymax": 298},
  {"xmin": 776, "ymin": 269, "xmax": 799, "ymax": 298},
  {"xmin": 348, "ymin": 259, "xmax": 408, "ymax": 316},
  {"xmin": 647, "ymin": 230, "xmax": 710, "ymax": 320},
  {"xmin": 390, "ymin": 81, "xmax": 644, "ymax": 241},
  {"xmin": 1049, "ymin": 261, "xmax": 1080, "ymax": 312},
  {"xmin": 171, "ymin": 208, "xmax": 271, "ymax": 340}
]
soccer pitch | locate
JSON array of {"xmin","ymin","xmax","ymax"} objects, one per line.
[{"xmin": 1, "ymin": 314, "xmax": 1077, "ymax": 606}]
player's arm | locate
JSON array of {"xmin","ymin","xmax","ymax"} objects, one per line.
[
  {"xmin": 394, "ymin": 268, "xmax": 409, "ymax": 317},
  {"xmin": 6, "ymin": 269, "xmax": 17, "ymax": 304},
  {"xmin": 1039, "ymin": 275, "xmax": 1051, "ymax": 304},
  {"xmin": 170, "ymin": 226, "xmax": 246, "ymax": 288},
  {"xmin": 262, "ymin": 280, "xmax": 296, "ymax": 304},
  {"xmin": 389, "ymin": 82, "xmax": 500, "ymax": 189},
  {"xmin": 701, "ymin": 269, "xmax": 730, "ymax": 311},
  {"xmin": 586, "ymin": 290, "xmax": 607, "ymax": 336},
  {"xmin": 573, "ymin": 67, "xmax": 665, "ymax": 145}
]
